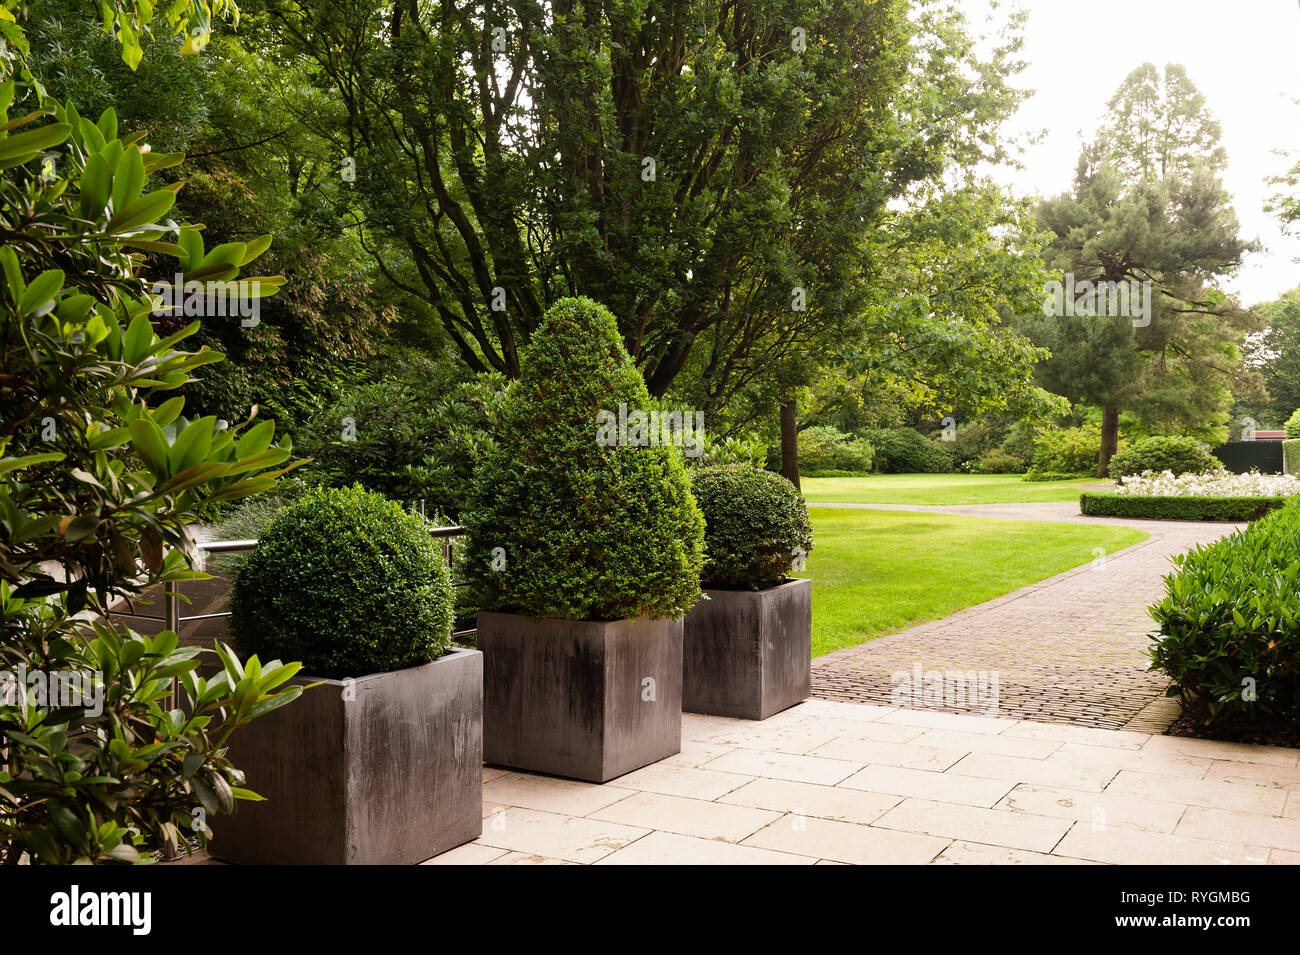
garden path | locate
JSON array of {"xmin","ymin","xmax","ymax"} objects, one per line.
[{"xmin": 809, "ymin": 502, "xmax": 1239, "ymax": 731}]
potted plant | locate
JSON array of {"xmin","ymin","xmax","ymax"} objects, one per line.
[
  {"xmin": 461, "ymin": 297, "xmax": 705, "ymax": 783},
  {"xmin": 212, "ymin": 485, "xmax": 482, "ymax": 865},
  {"xmin": 683, "ymin": 464, "xmax": 814, "ymax": 719}
]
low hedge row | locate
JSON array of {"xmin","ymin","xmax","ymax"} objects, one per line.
[
  {"xmin": 801, "ymin": 469, "xmax": 871, "ymax": 478},
  {"xmin": 1080, "ymin": 492, "xmax": 1293, "ymax": 522},
  {"xmin": 1024, "ymin": 470, "xmax": 1093, "ymax": 483}
]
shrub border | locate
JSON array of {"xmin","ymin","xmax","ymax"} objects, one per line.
[
  {"xmin": 1079, "ymin": 492, "xmax": 1293, "ymax": 522},
  {"xmin": 1284, "ymin": 438, "xmax": 1300, "ymax": 476}
]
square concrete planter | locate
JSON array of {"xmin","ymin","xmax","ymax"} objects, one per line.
[
  {"xmin": 478, "ymin": 612, "xmax": 682, "ymax": 782},
  {"xmin": 211, "ymin": 647, "xmax": 483, "ymax": 865},
  {"xmin": 683, "ymin": 577, "xmax": 811, "ymax": 720}
]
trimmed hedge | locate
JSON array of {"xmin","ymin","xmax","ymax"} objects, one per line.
[
  {"xmin": 1106, "ymin": 435, "xmax": 1220, "ymax": 480},
  {"xmin": 229, "ymin": 485, "xmax": 456, "ymax": 679},
  {"xmin": 1285, "ymin": 408, "xmax": 1300, "ymax": 439},
  {"xmin": 1285, "ymin": 438, "xmax": 1300, "ymax": 476},
  {"xmin": 461, "ymin": 297, "xmax": 705, "ymax": 621},
  {"xmin": 1149, "ymin": 500, "xmax": 1300, "ymax": 729},
  {"xmin": 1080, "ymin": 492, "xmax": 1292, "ymax": 522},
  {"xmin": 801, "ymin": 468, "xmax": 871, "ymax": 478},
  {"xmin": 691, "ymin": 465, "xmax": 814, "ymax": 590},
  {"xmin": 1024, "ymin": 470, "xmax": 1092, "ymax": 483}
]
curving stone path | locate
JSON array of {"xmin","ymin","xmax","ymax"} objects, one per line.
[{"xmin": 810, "ymin": 502, "xmax": 1242, "ymax": 732}]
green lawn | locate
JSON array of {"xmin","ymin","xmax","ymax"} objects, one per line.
[
  {"xmin": 802, "ymin": 473, "xmax": 1103, "ymax": 505},
  {"xmin": 794, "ymin": 507, "xmax": 1147, "ymax": 656}
]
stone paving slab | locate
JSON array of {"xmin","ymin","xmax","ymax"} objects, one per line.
[
  {"xmin": 426, "ymin": 702, "xmax": 1300, "ymax": 865},
  {"xmin": 810, "ymin": 502, "xmax": 1242, "ymax": 729}
]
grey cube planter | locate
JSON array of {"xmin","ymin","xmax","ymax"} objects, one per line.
[
  {"xmin": 683, "ymin": 577, "xmax": 811, "ymax": 720},
  {"xmin": 211, "ymin": 648, "xmax": 483, "ymax": 865},
  {"xmin": 478, "ymin": 612, "xmax": 682, "ymax": 783}
]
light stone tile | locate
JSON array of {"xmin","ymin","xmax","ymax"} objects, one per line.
[
  {"xmin": 595, "ymin": 830, "xmax": 816, "ymax": 865},
  {"xmin": 874, "ymin": 797, "xmax": 1070, "ymax": 853},
  {"xmin": 703, "ymin": 749, "xmax": 862, "ymax": 786},
  {"xmin": 609, "ymin": 762, "xmax": 754, "ymax": 800},
  {"xmin": 809, "ymin": 736, "xmax": 966, "ymax": 772},
  {"xmin": 482, "ymin": 767, "xmax": 511, "ymax": 782},
  {"xmin": 1288, "ymin": 792, "xmax": 1300, "ymax": 821},
  {"xmin": 482, "ymin": 772, "xmax": 635, "ymax": 816},
  {"xmin": 710, "ymin": 725, "xmax": 838, "ymax": 756},
  {"xmin": 931, "ymin": 840, "xmax": 1099, "ymax": 865},
  {"xmin": 482, "ymin": 801, "xmax": 509, "ymax": 819},
  {"xmin": 998, "ymin": 784, "xmax": 1186, "ymax": 834},
  {"xmin": 1054, "ymin": 823, "xmax": 1269, "ymax": 866},
  {"xmin": 487, "ymin": 852, "xmax": 578, "ymax": 865},
  {"xmin": 913, "ymin": 728, "xmax": 1062, "ymax": 760},
  {"xmin": 719, "ymin": 777, "xmax": 900, "ymax": 825},
  {"xmin": 815, "ymin": 859, "xmax": 848, "ymax": 865},
  {"xmin": 474, "ymin": 807, "xmax": 648, "ymax": 864},
  {"xmin": 1140, "ymin": 735, "xmax": 1300, "ymax": 767},
  {"xmin": 1204, "ymin": 759, "xmax": 1300, "ymax": 790},
  {"xmin": 1052, "ymin": 742, "xmax": 1211, "ymax": 780},
  {"xmin": 789, "ymin": 699, "xmax": 897, "ymax": 722},
  {"xmin": 877, "ymin": 709, "xmax": 1012, "ymax": 734},
  {"xmin": 680, "ymin": 713, "xmax": 749, "ymax": 742},
  {"xmin": 946, "ymin": 752, "xmax": 1113, "ymax": 792},
  {"xmin": 1107, "ymin": 770, "xmax": 1289, "ymax": 815},
  {"xmin": 657, "ymin": 740, "xmax": 739, "ymax": 769},
  {"xmin": 790, "ymin": 715, "xmax": 926, "ymax": 743},
  {"xmin": 1175, "ymin": 806, "xmax": 1300, "ymax": 852},
  {"xmin": 742, "ymin": 814, "xmax": 949, "ymax": 864},
  {"xmin": 1269, "ymin": 848, "xmax": 1300, "ymax": 864},
  {"xmin": 1002, "ymin": 722, "xmax": 1149, "ymax": 750},
  {"xmin": 420, "ymin": 842, "xmax": 507, "ymax": 865},
  {"xmin": 588, "ymin": 791, "xmax": 780, "ymax": 843},
  {"xmin": 839, "ymin": 764, "xmax": 1015, "ymax": 808}
]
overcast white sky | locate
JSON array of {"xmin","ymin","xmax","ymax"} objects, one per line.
[{"xmin": 958, "ymin": 0, "xmax": 1300, "ymax": 307}]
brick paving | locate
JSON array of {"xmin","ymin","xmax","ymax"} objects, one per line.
[
  {"xmin": 810, "ymin": 503, "xmax": 1241, "ymax": 731},
  {"xmin": 432, "ymin": 702, "xmax": 1300, "ymax": 865}
]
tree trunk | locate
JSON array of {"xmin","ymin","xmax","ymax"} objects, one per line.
[
  {"xmin": 780, "ymin": 399, "xmax": 800, "ymax": 490},
  {"xmin": 1099, "ymin": 405, "xmax": 1120, "ymax": 478}
]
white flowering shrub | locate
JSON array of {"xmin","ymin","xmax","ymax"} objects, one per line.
[{"xmin": 1114, "ymin": 469, "xmax": 1300, "ymax": 498}]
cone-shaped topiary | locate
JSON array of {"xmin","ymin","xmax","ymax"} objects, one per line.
[
  {"xmin": 691, "ymin": 464, "xmax": 814, "ymax": 590},
  {"xmin": 229, "ymin": 485, "xmax": 456, "ymax": 678},
  {"xmin": 462, "ymin": 297, "xmax": 705, "ymax": 621}
]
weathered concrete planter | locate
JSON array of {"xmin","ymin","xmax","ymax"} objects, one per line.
[
  {"xmin": 478, "ymin": 612, "xmax": 682, "ymax": 782},
  {"xmin": 682, "ymin": 577, "xmax": 811, "ymax": 720},
  {"xmin": 211, "ymin": 648, "xmax": 483, "ymax": 865}
]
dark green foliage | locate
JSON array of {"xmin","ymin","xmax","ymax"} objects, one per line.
[
  {"xmin": 461, "ymin": 298, "xmax": 705, "ymax": 622},
  {"xmin": 1106, "ymin": 435, "xmax": 1221, "ymax": 479},
  {"xmin": 1024, "ymin": 470, "xmax": 1092, "ymax": 482},
  {"xmin": 797, "ymin": 426, "xmax": 874, "ymax": 473},
  {"xmin": 1080, "ymin": 493, "xmax": 1290, "ymax": 522},
  {"xmin": 691, "ymin": 465, "xmax": 814, "ymax": 590},
  {"xmin": 1285, "ymin": 439, "xmax": 1300, "ymax": 477},
  {"xmin": 1149, "ymin": 502, "xmax": 1300, "ymax": 728},
  {"xmin": 230, "ymin": 486, "xmax": 455, "ymax": 678},
  {"xmin": 1287, "ymin": 409, "xmax": 1300, "ymax": 439},
  {"xmin": 862, "ymin": 428, "xmax": 956, "ymax": 474},
  {"xmin": 294, "ymin": 365, "xmax": 503, "ymax": 515}
]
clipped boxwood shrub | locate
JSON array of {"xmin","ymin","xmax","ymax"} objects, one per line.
[
  {"xmin": 1023, "ymin": 470, "xmax": 1092, "ymax": 483},
  {"xmin": 229, "ymin": 485, "xmax": 455, "ymax": 678},
  {"xmin": 1149, "ymin": 501, "xmax": 1300, "ymax": 728},
  {"xmin": 1080, "ymin": 492, "xmax": 1291, "ymax": 522},
  {"xmin": 1286, "ymin": 408, "xmax": 1300, "ymax": 439},
  {"xmin": 1106, "ymin": 435, "xmax": 1220, "ymax": 480},
  {"xmin": 461, "ymin": 297, "xmax": 705, "ymax": 621},
  {"xmin": 691, "ymin": 465, "xmax": 814, "ymax": 590},
  {"xmin": 862, "ymin": 428, "xmax": 955, "ymax": 473}
]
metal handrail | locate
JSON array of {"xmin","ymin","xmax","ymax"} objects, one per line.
[{"xmin": 163, "ymin": 525, "xmax": 471, "ymax": 638}]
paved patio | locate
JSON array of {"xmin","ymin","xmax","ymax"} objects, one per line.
[
  {"xmin": 810, "ymin": 503, "xmax": 1241, "ymax": 731},
  {"xmin": 428, "ymin": 699, "xmax": 1300, "ymax": 865}
]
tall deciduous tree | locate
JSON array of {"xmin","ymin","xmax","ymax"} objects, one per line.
[
  {"xmin": 250, "ymin": 0, "xmax": 1027, "ymax": 404},
  {"xmin": 1020, "ymin": 64, "xmax": 1260, "ymax": 476}
]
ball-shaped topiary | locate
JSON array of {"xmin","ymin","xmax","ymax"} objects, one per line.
[
  {"xmin": 461, "ymin": 296, "xmax": 705, "ymax": 621},
  {"xmin": 229, "ymin": 485, "xmax": 456, "ymax": 678},
  {"xmin": 1286, "ymin": 408, "xmax": 1300, "ymax": 439},
  {"xmin": 1106, "ymin": 435, "xmax": 1221, "ymax": 480},
  {"xmin": 691, "ymin": 464, "xmax": 814, "ymax": 590}
]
